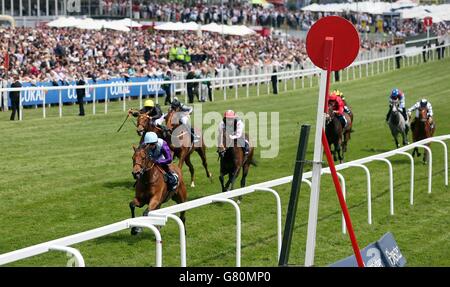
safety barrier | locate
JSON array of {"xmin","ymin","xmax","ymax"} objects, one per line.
[
  {"xmin": 0, "ymin": 135, "xmax": 447, "ymax": 267},
  {"xmin": 1, "ymin": 40, "xmax": 449, "ymax": 120}
]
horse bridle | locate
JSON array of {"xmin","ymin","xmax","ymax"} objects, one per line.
[{"xmin": 133, "ymin": 148, "xmax": 154, "ymax": 178}]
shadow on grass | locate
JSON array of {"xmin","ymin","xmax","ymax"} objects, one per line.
[
  {"xmin": 103, "ymin": 180, "xmax": 135, "ymax": 190},
  {"xmin": 361, "ymin": 148, "xmax": 392, "ymax": 153}
]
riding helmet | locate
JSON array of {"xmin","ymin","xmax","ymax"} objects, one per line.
[
  {"xmin": 391, "ymin": 88, "xmax": 400, "ymax": 98},
  {"xmin": 144, "ymin": 99, "xmax": 155, "ymax": 108},
  {"xmin": 144, "ymin": 132, "xmax": 158, "ymax": 144},
  {"xmin": 224, "ymin": 110, "xmax": 236, "ymax": 118},
  {"xmin": 420, "ymin": 99, "xmax": 428, "ymax": 107}
]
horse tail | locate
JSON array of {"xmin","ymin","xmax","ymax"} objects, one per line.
[{"xmin": 249, "ymin": 158, "xmax": 257, "ymax": 167}]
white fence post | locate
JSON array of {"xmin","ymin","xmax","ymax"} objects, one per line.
[
  {"xmin": 373, "ymin": 158, "xmax": 394, "ymax": 215},
  {"xmin": 254, "ymin": 188, "xmax": 282, "ymax": 261},
  {"xmin": 347, "ymin": 164, "xmax": 372, "ymax": 225},
  {"xmin": 415, "ymin": 144, "xmax": 433, "ymax": 194},
  {"xmin": 58, "ymin": 89, "xmax": 62, "ymax": 118},
  {"xmin": 128, "ymin": 222, "xmax": 163, "ymax": 267},
  {"xmin": 212, "ymin": 198, "xmax": 241, "ymax": 267},
  {"xmin": 92, "ymin": 88, "xmax": 96, "ymax": 115},
  {"xmin": 396, "ymin": 152, "xmax": 415, "ymax": 205},
  {"xmin": 165, "ymin": 214, "xmax": 186, "ymax": 267},
  {"xmin": 139, "ymin": 85, "xmax": 143, "ymax": 109},
  {"xmin": 429, "ymin": 139, "xmax": 448, "ymax": 186},
  {"xmin": 104, "ymin": 87, "xmax": 108, "ymax": 114},
  {"xmin": 42, "ymin": 89, "xmax": 46, "ymax": 119}
]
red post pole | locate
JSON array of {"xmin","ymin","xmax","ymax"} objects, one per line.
[{"xmin": 322, "ymin": 37, "xmax": 364, "ymax": 267}]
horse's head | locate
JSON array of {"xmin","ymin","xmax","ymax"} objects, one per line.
[
  {"xmin": 131, "ymin": 145, "xmax": 153, "ymax": 180},
  {"xmin": 391, "ymin": 99, "xmax": 401, "ymax": 114},
  {"xmin": 136, "ymin": 113, "xmax": 151, "ymax": 136},
  {"xmin": 325, "ymin": 102, "xmax": 335, "ymax": 124},
  {"xmin": 418, "ymin": 107, "xmax": 428, "ymax": 122},
  {"xmin": 166, "ymin": 108, "xmax": 182, "ymax": 131}
]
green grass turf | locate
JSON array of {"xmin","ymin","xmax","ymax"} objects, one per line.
[{"xmin": 0, "ymin": 56, "xmax": 449, "ymax": 266}]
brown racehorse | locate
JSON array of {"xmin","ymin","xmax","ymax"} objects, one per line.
[
  {"xmin": 165, "ymin": 109, "xmax": 212, "ymax": 187},
  {"xmin": 129, "ymin": 144, "xmax": 187, "ymax": 235},
  {"xmin": 325, "ymin": 103, "xmax": 352, "ymax": 163},
  {"xmin": 218, "ymin": 132, "xmax": 256, "ymax": 200},
  {"xmin": 411, "ymin": 107, "xmax": 435, "ymax": 163},
  {"xmin": 136, "ymin": 111, "xmax": 212, "ymax": 187}
]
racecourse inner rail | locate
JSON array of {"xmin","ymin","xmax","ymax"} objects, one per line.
[
  {"xmin": 1, "ymin": 39, "xmax": 449, "ymax": 120},
  {"xmin": 0, "ymin": 135, "xmax": 448, "ymax": 267}
]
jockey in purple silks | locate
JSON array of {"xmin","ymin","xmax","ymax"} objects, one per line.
[{"xmin": 144, "ymin": 132, "xmax": 178, "ymax": 192}]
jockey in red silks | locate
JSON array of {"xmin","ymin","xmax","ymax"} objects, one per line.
[{"xmin": 328, "ymin": 92, "xmax": 347, "ymax": 128}]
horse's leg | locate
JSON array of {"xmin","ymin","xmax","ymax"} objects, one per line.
[
  {"xmin": 343, "ymin": 130, "xmax": 350, "ymax": 152},
  {"xmin": 401, "ymin": 131, "xmax": 408, "ymax": 146},
  {"xmin": 412, "ymin": 147, "xmax": 417, "ymax": 157},
  {"xmin": 240, "ymin": 161, "xmax": 251, "ymax": 188},
  {"xmin": 224, "ymin": 171, "xmax": 234, "ymax": 191},
  {"xmin": 184, "ymin": 154, "xmax": 195, "ymax": 187},
  {"xmin": 423, "ymin": 144, "xmax": 429, "ymax": 164},
  {"xmin": 130, "ymin": 198, "xmax": 144, "ymax": 235},
  {"xmin": 219, "ymin": 172, "xmax": 226, "ymax": 193},
  {"xmin": 394, "ymin": 133, "xmax": 399, "ymax": 148},
  {"xmin": 337, "ymin": 143, "xmax": 343, "ymax": 164},
  {"xmin": 196, "ymin": 144, "xmax": 213, "ymax": 181},
  {"xmin": 332, "ymin": 143, "xmax": 337, "ymax": 162}
]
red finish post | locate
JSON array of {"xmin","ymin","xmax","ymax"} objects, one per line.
[{"xmin": 321, "ymin": 37, "xmax": 365, "ymax": 267}]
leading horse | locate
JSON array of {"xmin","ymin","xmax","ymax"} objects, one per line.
[
  {"xmin": 130, "ymin": 144, "xmax": 187, "ymax": 235},
  {"xmin": 411, "ymin": 107, "xmax": 435, "ymax": 163}
]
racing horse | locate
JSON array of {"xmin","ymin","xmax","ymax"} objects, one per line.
[
  {"xmin": 388, "ymin": 99, "xmax": 409, "ymax": 148},
  {"xmin": 129, "ymin": 144, "xmax": 187, "ymax": 235},
  {"xmin": 165, "ymin": 109, "xmax": 213, "ymax": 187},
  {"xmin": 411, "ymin": 107, "xmax": 435, "ymax": 163},
  {"xmin": 136, "ymin": 110, "xmax": 212, "ymax": 187},
  {"xmin": 218, "ymin": 132, "xmax": 256, "ymax": 202},
  {"xmin": 325, "ymin": 102, "xmax": 352, "ymax": 163}
]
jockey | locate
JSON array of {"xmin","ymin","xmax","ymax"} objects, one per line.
[
  {"xmin": 328, "ymin": 92, "xmax": 347, "ymax": 129},
  {"xmin": 217, "ymin": 110, "xmax": 249, "ymax": 155},
  {"xmin": 170, "ymin": 97, "xmax": 200, "ymax": 143},
  {"xmin": 128, "ymin": 99, "xmax": 165, "ymax": 126},
  {"xmin": 143, "ymin": 132, "xmax": 178, "ymax": 192},
  {"xmin": 333, "ymin": 89, "xmax": 351, "ymax": 115},
  {"xmin": 386, "ymin": 88, "xmax": 407, "ymax": 123},
  {"xmin": 408, "ymin": 98, "xmax": 434, "ymax": 128}
]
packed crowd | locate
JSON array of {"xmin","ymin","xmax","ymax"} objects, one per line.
[
  {"xmin": 0, "ymin": 26, "xmax": 306, "ymax": 84},
  {"xmin": 99, "ymin": 1, "xmax": 449, "ymax": 35},
  {"xmin": 0, "ymin": 25, "xmax": 402, "ymax": 84}
]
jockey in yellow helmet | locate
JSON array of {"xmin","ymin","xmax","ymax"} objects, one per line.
[{"xmin": 128, "ymin": 99, "xmax": 164, "ymax": 126}]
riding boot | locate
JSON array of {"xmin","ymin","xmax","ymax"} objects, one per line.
[
  {"xmin": 191, "ymin": 127, "xmax": 200, "ymax": 143},
  {"xmin": 162, "ymin": 165, "xmax": 177, "ymax": 192},
  {"xmin": 401, "ymin": 109, "xmax": 408, "ymax": 123},
  {"xmin": 339, "ymin": 115, "xmax": 347, "ymax": 129},
  {"xmin": 244, "ymin": 140, "xmax": 249, "ymax": 155}
]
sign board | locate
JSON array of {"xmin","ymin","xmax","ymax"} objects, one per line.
[
  {"xmin": 329, "ymin": 232, "xmax": 406, "ymax": 267},
  {"xmin": 8, "ymin": 76, "xmax": 166, "ymax": 107}
]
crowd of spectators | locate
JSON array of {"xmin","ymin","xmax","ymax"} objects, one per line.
[
  {"xmin": 0, "ymin": 26, "xmax": 300, "ymax": 84},
  {"xmin": 98, "ymin": 1, "xmax": 449, "ymax": 35},
  {"xmin": 0, "ymin": 0, "xmax": 449, "ymax": 84},
  {"xmin": 0, "ymin": 25, "xmax": 403, "ymax": 85}
]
